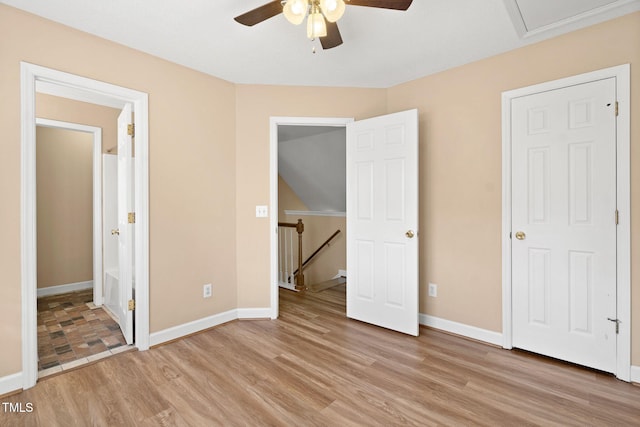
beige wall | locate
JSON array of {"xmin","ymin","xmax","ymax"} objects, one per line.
[
  {"xmin": 387, "ymin": 12, "xmax": 640, "ymax": 363},
  {"xmin": 2, "ymin": 3, "xmax": 639, "ymax": 381},
  {"xmin": 0, "ymin": 4, "xmax": 237, "ymax": 377},
  {"xmin": 37, "ymin": 94, "xmax": 121, "ymax": 153},
  {"xmin": 235, "ymin": 85, "xmax": 387, "ymax": 308},
  {"xmin": 278, "ymin": 176, "xmax": 346, "ymax": 285},
  {"xmin": 36, "ymin": 127, "xmax": 93, "ymax": 288},
  {"xmin": 35, "ymin": 96, "xmax": 120, "ymax": 290}
]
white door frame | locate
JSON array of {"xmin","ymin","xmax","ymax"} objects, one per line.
[
  {"xmin": 269, "ymin": 116, "xmax": 354, "ymax": 319},
  {"xmin": 21, "ymin": 62, "xmax": 150, "ymax": 389},
  {"xmin": 34, "ymin": 118, "xmax": 104, "ymax": 307},
  {"xmin": 501, "ymin": 64, "xmax": 631, "ymax": 381}
]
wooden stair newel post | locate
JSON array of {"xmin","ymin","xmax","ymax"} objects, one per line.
[{"xmin": 295, "ymin": 218, "xmax": 305, "ymax": 291}]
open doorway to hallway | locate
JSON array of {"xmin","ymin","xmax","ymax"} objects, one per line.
[{"xmin": 271, "ymin": 117, "xmax": 352, "ymax": 318}]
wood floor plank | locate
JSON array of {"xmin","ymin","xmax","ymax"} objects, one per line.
[{"xmin": 2, "ymin": 285, "xmax": 639, "ymax": 426}]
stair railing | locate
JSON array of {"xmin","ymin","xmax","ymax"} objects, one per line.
[
  {"xmin": 278, "ymin": 219, "xmax": 305, "ymax": 290},
  {"xmin": 292, "ymin": 229, "xmax": 341, "ymax": 277}
]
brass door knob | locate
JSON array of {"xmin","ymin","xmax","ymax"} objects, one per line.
[
  {"xmin": 515, "ymin": 231, "xmax": 526, "ymax": 240},
  {"xmin": 111, "ymin": 229, "xmax": 120, "ymax": 236},
  {"xmin": 405, "ymin": 230, "xmax": 415, "ymax": 238}
]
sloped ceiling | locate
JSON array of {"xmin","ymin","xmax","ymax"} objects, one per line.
[
  {"xmin": 279, "ymin": 126, "xmax": 346, "ymax": 212},
  {"xmin": 1, "ymin": 0, "xmax": 639, "ymax": 88}
]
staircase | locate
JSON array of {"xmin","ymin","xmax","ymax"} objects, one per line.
[{"xmin": 309, "ymin": 275, "xmax": 346, "ymax": 293}]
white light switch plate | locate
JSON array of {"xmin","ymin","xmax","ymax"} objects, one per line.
[{"xmin": 256, "ymin": 205, "xmax": 268, "ymax": 218}]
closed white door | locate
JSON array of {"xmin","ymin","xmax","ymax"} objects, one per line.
[
  {"xmin": 346, "ymin": 109, "xmax": 419, "ymax": 336},
  {"xmin": 116, "ymin": 104, "xmax": 134, "ymax": 345},
  {"xmin": 511, "ymin": 78, "xmax": 617, "ymax": 372}
]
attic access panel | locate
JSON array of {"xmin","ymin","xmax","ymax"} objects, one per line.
[{"xmin": 504, "ymin": 0, "xmax": 634, "ymax": 37}]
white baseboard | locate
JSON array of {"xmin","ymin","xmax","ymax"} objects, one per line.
[
  {"xmin": 0, "ymin": 372, "xmax": 23, "ymax": 396},
  {"xmin": 237, "ymin": 308, "xmax": 271, "ymax": 319},
  {"xmin": 150, "ymin": 307, "xmax": 272, "ymax": 347},
  {"xmin": 149, "ymin": 309, "xmax": 237, "ymax": 347},
  {"xmin": 421, "ymin": 314, "xmax": 640, "ymax": 384},
  {"xmin": 419, "ymin": 313, "xmax": 503, "ymax": 347},
  {"xmin": 278, "ymin": 282, "xmax": 297, "ymax": 291},
  {"xmin": 631, "ymin": 365, "xmax": 640, "ymax": 384},
  {"xmin": 37, "ymin": 280, "xmax": 93, "ymax": 298},
  {"xmin": 333, "ymin": 269, "xmax": 347, "ymax": 279}
]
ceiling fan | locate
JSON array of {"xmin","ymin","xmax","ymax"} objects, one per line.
[{"xmin": 234, "ymin": 0, "xmax": 413, "ymax": 50}]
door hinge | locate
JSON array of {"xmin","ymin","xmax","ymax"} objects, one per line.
[
  {"xmin": 127, "ymin": 123, "xmax": 135, "ymax": 137},
  {"xmin": 615, "ymin": 210, "xmax": 619, "ymax": 225},
  {"xmin": 615, "ymin": 101, "xmax": 619, "ymax": 117},
  {"xmin": 128, "ymin": 212, "xmax": 136, "ymax": 224},
  {"xmin": 607, "ymin": 317, "xmax": 620, "ymax": 334},
  {"xmin": 128, "ymin": 299, "xmax": 135, "ymax": 311}
]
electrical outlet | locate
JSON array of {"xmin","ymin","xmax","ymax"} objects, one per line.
[
  {"xmin": 203, "ymin": 283, "xmax": 212, "ymax": 298},
  {"xmin": 428, "ymin": 283, "xmax": 438, "ymax": 297}
]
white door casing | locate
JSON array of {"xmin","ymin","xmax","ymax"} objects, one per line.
[
  {"xmin": 511, "ymin": 78, "xmax": 617, "ymax": 372},
  {"xmin": 502, "ymin": 64, "xmax": 631, "ymax": 381},
  {"xmin": 346, "ymin": 109, "xmax": 419, "ymax": 336},
  {"xmin": 116, "ymin": 104, "xmax": 134, "ymax": 345},
  {"xmin": 269, "ymin": 116, "xmax": 354, "ymax": 319},
  {"xmin": 21, "ymin": 62, "xmax": 150, "ymax": 390}
]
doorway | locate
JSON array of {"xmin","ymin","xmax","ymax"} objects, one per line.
[
  {"xmin": 270, "ymin": 117, "xmax": 353, "ymax": 318},
  {"xmin": 34, "ymin": 115, "xmax": 133, "ymax": 375},
  {"xmin": 269, "ymin": 110, "xmax": 420, "ymax": 337},
  {"xmin": 501, "ymin": 64, "xmax": 631, "ymax": 381},
  {"xmin": 35, "ymin": 119, "xmax": 103, "ymax": 306},
  {"xmin": 20, "ymin": 62, "xmax": 150, "ymax": 390}
]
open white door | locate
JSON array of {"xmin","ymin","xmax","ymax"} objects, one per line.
[
  {"xmin": 346, "ymin": 109, "xmax": 419, "ymax": 336},
  {"xmin": 116, "ymin": 104, "xmax": 134, "ymax": 344}
]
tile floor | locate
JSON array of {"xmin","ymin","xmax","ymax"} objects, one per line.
[{"xmin": 37, "ymin": 289, "xmax": 130, "ymax": 376}]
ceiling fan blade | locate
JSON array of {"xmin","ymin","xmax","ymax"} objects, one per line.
[
  {"xmin": 346, "ymin": 0, "xmax": 413, "ymax": 11},
  {"xmin": 234, "ymin": 1, "xmax": 283, "ymax": 26},
  {"xmin": 321, "ymin": 21, "xmax": 344, "ymax": 50}
]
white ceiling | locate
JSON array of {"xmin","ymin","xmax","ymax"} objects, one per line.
[{"xmin": 2, "ymin": 0, "xmax": 639, "ymax": 88}]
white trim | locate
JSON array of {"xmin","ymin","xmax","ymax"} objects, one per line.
[
  {"xmin": 237, "ymin": 308, "xmax": 272, "ymax": 319},
  {"xmin": 278, "ymin": 282, "xmax": 298, "ymax": 292},
  {"xmin": 36, "ymin": 80, "xmax": 127, "ymax": 110},
  {"xmin": 332, "ymin": 269, "xmax": 347, "ymax": 279},
  {"xmin": 283, "ymin": 210, "xmax": 346, "ymax": 217},
  {"xmin": 21, "ymin": 62, "xmax": 150, "ymax": 390},
  {"xmin": 501, "ymin": 64, "xmax": 631, "ymax": 381},
  {"xmin": 269, "ymin": 116, "xmax": 354, "ymax": 320},
  {"xmin": 419, "ymin": 314, "xmax": 503, "ymax": 347},
  {"xmin": 149, "ymin": 308, "xmax": 271, "ymax": 347},
  {"xmin": 36, "ymin": 281, "xmax": 93, "ymax": 298},
  {"xmin": 149, "ymin": 309, "xmax": 237, "ymax": 347},
  {"xmin": 35, "ymin": 118, "xmax": 103, "ymax": 307},
  {"xmin": 0, "ymin": 372, "xmax": 23, "ymax": 396},
  {"xmin": 631, "ymin": 365, "xmax": 640, "ymax": 384}
]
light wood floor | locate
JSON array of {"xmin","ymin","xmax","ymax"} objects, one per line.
[{"xmin": 3, "ymin": 284, "xmax": 639, "ymax": 426}]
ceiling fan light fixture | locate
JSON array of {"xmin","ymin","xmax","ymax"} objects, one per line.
[
  {"xmin": 307, "ymin": 7, "xmax": 327, "ymax": 38},
  {"xmin": 283, "ymin": 0, "xmax": 309, "ymax": 25},
  {"xmin": 319, "ymin": 0, "xmax": 345, "ymax": 23}
]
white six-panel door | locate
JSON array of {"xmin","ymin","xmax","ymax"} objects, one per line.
[
  {"xmin": 511, "ymin": 78, "xmax": 617, "ymax": 372},
  {"xmin": 346, "ymin": 109, "xmax": 419, "ymax": 336},
  {"xmin": 116, "ymin": 104, "xmax": 134, "ymax": 345}
]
